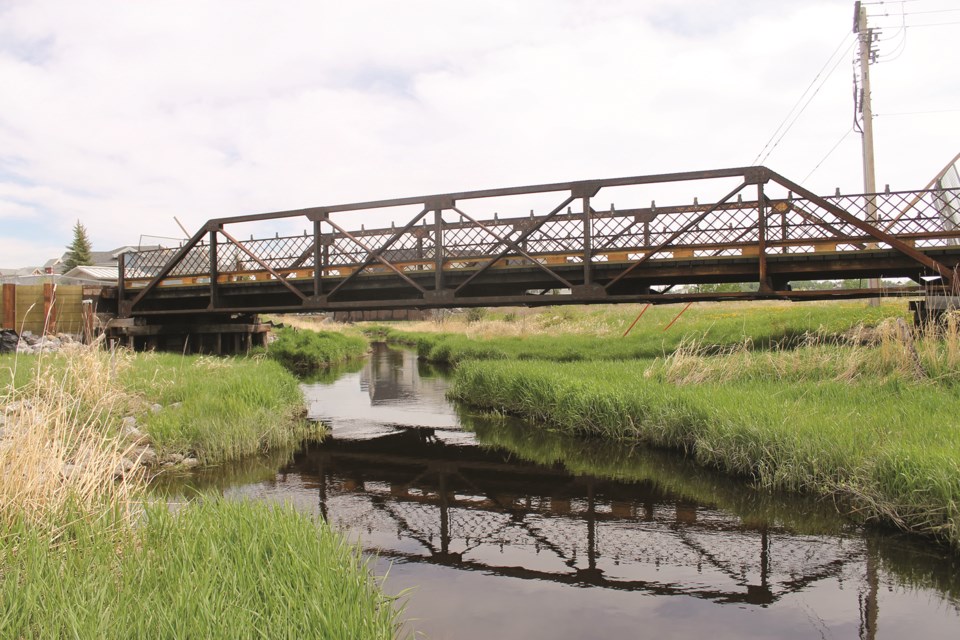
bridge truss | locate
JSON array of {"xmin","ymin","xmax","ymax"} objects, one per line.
[{"xmin": 119, "ymin": 166, "xmax": 960, "ymax": 317}]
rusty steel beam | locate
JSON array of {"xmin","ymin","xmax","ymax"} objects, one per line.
[
  {"xmin": 768, "ymin": 171, "xmax": 956, "ymax": 286},
  {"xmin": 207, "ymin": 166, "xmax": 753, "ymax": 226},
  {"xmin": 452, "ymin": 206, "xmax": 574, "ymax": 290},
  {"xmin": 218, "ymin": 228, "xmax": 307, "ymax": 301},
  {"xmin": 322, "ymin": 209, "xmax": 430, "ymax": 299},
  {"xmin": 128, "ymin": 225, "xmax": 208, "ymax": 314},
  {"xmin": 604, "ymin": 181, "xmax": 749, "ymax": 290},
  {"xmin": 454, "ymin": 194, "xmax": 576, "ymax": 295}
]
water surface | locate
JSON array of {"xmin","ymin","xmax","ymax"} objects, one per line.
[{"xmin": 164, "ymin": 344, "xmax": 960, "ymax": 639}]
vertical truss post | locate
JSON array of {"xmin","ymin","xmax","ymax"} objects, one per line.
[
  {"xmin": 434, "ymin": 207, "xmax": 444, "ymax": 292},
  {"xmin": 757, "ymin": 182, "xmax": 772, "ymax": 293},
  {"xmin": 583, "ymin": 196, "xmax": 593, "ymax": 285},
  {"xmin": 209, "ymin": 228, "xmax": 220, "ymax": 309},
  {"xmin": 313, "ymin": 219, "xmax": 323, "ymax": 297},
  {"xmin": 117, "ymin": 252, "xmax": 127, "ymax": 317}
]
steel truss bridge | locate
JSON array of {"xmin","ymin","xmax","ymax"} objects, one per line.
[{"xmin": 118, "ymin": 165, "xmax": 960, "ymax": 319}]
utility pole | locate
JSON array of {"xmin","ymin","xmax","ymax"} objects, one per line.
[{"xmin": 855, "ymin": 1, "xmax": 880, "ymax": 304}]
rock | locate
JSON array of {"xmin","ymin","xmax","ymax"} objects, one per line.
[
  {"xmin": 150, "ymin": 403, "xmax": 163, "ymax": 414},
  {"xmin": 113, "ymin": 458, "xmax": 135, "ymax": 477},
  {"xmin": 181, "ymin": 457, "xmax": 200, "ymax": 469},
  {"xmin": 122, "ymin": 417, "xmax": 146, "ymax": 442},
  {"xmin": 135, "ymin": 446, "xmax": 158, "ymax": 467},
  {"xmin": 162, "ymin": 452, "xmax": 185, "ymax": 465},
  {"xmin": 0, "ymin": 330, "xmax": 18, "ymax": 354},
  {"xmin": 23, "ymin": 332, "xmax": 40, "ymax": 346},
  {"xmin": 168, "ymin": 402, "xmax": 182, "ymax": 410}
]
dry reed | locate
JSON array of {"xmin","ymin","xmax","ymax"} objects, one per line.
[{"xmin": 0, "ymin": 342, "xmax": 144, "ymax": 529}]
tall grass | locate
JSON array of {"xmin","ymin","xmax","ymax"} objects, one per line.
[
  {"xmin": 0, "ymin": 345, "xmax": 141, "ymax": 528},
  {"xmin": 1, "ymin": 346, "xmax": 407, "ymax": 638},
  {"xmin": 267, "ymin": 327, "xmax": 368, "ymax": 375},
  {"xmin": 121, "ymin": 353, "xmax": 319, "ymax": 464},
  {"xmin": 451, "ymin": 358, "xmax": 960, "ymax": 548},
  {"xmin": 0, "ymin": 499, "xmax": 404, "ymax": 640}
]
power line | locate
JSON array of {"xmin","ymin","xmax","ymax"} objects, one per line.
[
  {"xmin": 751, "ymin": 33, "xmax": 854, "ymax": 165},
  {"xmin": 802, "ymin": 128, "xmax": 854, "ymax": 183}
]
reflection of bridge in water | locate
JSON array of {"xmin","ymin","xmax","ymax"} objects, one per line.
[{"xmin": 287, "ymin": 429, "xmax": 875, "ymax": 612}]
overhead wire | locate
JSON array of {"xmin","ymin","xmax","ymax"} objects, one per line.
[
  {"xmin": 802, "ymin": 128, "xmax": 854, "ymax": 183},
  {"xmin": 751, "ymin": 32, "xmax": 854, "ymax": 166}
]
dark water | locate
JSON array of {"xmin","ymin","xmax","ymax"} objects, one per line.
[{"xmin": 165, "ymin": 344, "xmax": 960, "ymax": 639}]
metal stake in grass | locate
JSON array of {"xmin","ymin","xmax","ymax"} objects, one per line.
[
  {"xmin": 622, "ymin": 304, "xmax": 651, "ymax": 338},
  {"xmin": 663, "ymin": 302, "xmax": 693, "ymax": 332}
]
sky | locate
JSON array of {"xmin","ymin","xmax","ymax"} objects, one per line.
[{"xmin": 1, "ymin": 0, "xmax": 957, "ymax": 267}]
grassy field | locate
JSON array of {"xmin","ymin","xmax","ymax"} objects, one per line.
[
  {"xmin": 0, "ymin": 345, "xmax": 406, "ymax": 638},
  {"xmin": 377, "ymin": 301, "xmax": 960, "ymax": 549},
  {"xmin": 373, "ymin": 301, "xmax": 910, "ymax": 364}
]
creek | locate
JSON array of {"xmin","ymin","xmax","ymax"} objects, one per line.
[{"xmin": 163, "ymin": 343, "xmax": 960, "ymax": 639}]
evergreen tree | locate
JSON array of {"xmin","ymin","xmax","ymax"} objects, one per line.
[{"xmin": 63, "ymin": 220, "xmax": 93, "ymax": 270}]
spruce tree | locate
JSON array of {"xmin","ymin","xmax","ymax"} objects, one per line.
[{"xmin": 63, "ymin": 220, "xmax": 93, "ymax": 270}]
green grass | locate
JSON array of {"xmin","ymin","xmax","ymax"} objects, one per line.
[
  {"xmin": 121, "ymin": 352, "xmax": 320, "ymax": 465},
  {"xmin": 267, "ymin": 327, "xmax": 368, "ymax": 375},
  {"xmin": 2, "ymin": 350, "xmax": 321, "ymax": 466},
  {"xmin": 0, "ymin": 499, "xmax": 404, "ymax": 639},
  {"xmin": 375, "ymin": 301, "xmax": 909, "ymax": 364},
  {"xmin": 450, "ymin": 358, "xmax": 960, "ymax": 548}
]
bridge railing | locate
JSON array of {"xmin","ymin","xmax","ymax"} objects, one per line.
[{"xmin": 119, "ymin": 166, "xmax": 960, "ymax": 315}]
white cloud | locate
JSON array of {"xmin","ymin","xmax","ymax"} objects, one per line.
[{"xmin": 0, "ymin": 0, "xmax": 957, "ymax": 266}]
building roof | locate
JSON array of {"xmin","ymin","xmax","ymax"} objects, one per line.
[{"xmin": 61, "ymin": 265, "xmax": 119, "ymax": 282}]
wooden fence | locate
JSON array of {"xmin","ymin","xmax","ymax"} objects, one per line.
[{"xmin": 0, "ymin": 283, "xmax": 93, "ymax": 336}]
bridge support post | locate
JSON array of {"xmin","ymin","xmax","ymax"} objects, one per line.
[
  {"xmin": 757, "ymin": 182, "xmax": 773, "ymax": 293},
  {"xmin": 583, "ymin": 195, "xmax": 593, "ymax": 285},
  {"xmin": 209, "ymin": 228, "xmax": 220, "ymax": 309},
  {"xmin": 434, "ymin": 208, "xmax": 444, "ymax": 292},
  {"xmin": 117, "ymin": 253, "xmax": 127, "ymax": 318},
  {"xmin": 313, "ymin": 219, "xmax": 323, "ymax": 297}
]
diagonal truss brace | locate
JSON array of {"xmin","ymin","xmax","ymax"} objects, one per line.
[
  {"xmin": 454, "ymin": 194, "xmax": 577, "ymax": 295},
  {"xmin": 604, "ymin": 181, "xmax": 749, "ymax": 290},
  {"xmin": 452, "ymin": 206, "xmax": 574, "ymax": 290},
  {"xmin": 770, "ymin": 171, "xmax": 955, "ymax": 285},
  {"xmin": 320, "ymin": 208, "xmax": 430, "ymax": 299},
  {"xmin": 218, "ymin": 228, "xmax": 307, "ymax": 300}
]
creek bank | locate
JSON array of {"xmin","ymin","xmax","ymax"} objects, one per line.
[
  {"xmin": 377, "ymin": 303, "xmax": 960, "ymax": 551},
  {"xmin": 0, "ymin": 345, "xmax": 406, "ymax": 639}
]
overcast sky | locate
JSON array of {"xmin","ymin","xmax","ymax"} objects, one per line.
[{"xmin": 1, "ymin": 0, "xmax": 957, "ymax": 267}]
